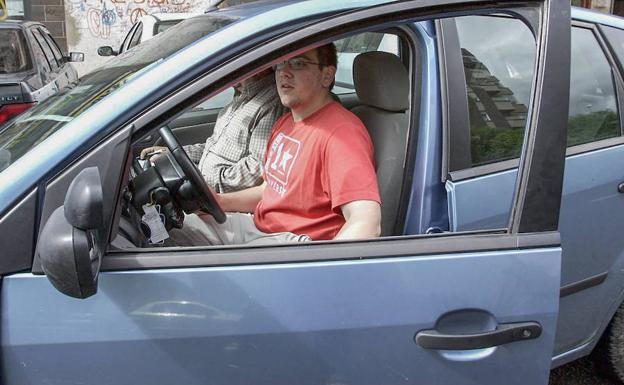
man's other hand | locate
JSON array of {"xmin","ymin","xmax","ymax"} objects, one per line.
[{"xmin": 140, "ymin": 146, "xmax": 169, "ymax": 160}]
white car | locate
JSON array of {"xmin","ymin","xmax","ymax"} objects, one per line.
[{"xmin": 97, "ymin": 13, "xmax": 199, "ymax": 57}]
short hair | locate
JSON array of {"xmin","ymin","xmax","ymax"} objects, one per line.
[{"xmin": 316, "ymin": 43, "xmax": 337, "ymax": 90}]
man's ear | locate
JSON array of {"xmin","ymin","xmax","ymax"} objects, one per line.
[{"xmin": 322, "ymin": 65, "xmax": 337, "ymax": 88}]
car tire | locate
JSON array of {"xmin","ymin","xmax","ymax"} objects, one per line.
[{"xmin": 593, "ymin": 303, "xmax": 624, "ymax": 382}]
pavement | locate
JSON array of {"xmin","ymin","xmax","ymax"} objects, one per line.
[{"xmin": 550, "ymin": 356, "xmax": 618, "ymax": 385}]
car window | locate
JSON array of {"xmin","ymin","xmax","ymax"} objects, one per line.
[
  {"xmin": 194, "ymin": 31, "xmax": 400, "ymax": 111},
  {"xmin": 120, "ymin": 23, "xmax": 138, "ymax": 53},
  {"xmin": 155, "ymin": 20, "xmax": 181, "ymax": 35},
  {"xmin": 567, "ymin": 26, "xmax": 620, "ymax": 147},
  {"xmin": 0, "ymin": 15, "xmax": 236, "ymax": 173},
  {"xmin": 601, "ymin": 25, "xmax": 624, "ymax": 69},
  {"xmin": 42, "ymin": 31, "xmax": 64, "ymax": 64},
  {"xmin": 31, "ymin": 28, "xmax": 58, "ymax": 70},
  {"xmin": 333, "ymin": 32, "xmax": 399, "ymax": 95},
  {"xmin": 27, "ymin": 28, "xmax": 51, "ymax": 74},
  {"xmin": 454, "ymin": 15, "xmax": 535, "ymax": 169},
  {"xmin": 451, "ymin": 19, "xmax": 623, "ymax": 173},
  {"xmin": 0, "ymin": 29, "xmax": 32, "ymax": 74},
  {"xmin": 195, "ymin": 87, "xmax": 234, "ymax": 111},
  {"xmin": 128, "ymin": 22, "xmax": 143, "ymax": 50}
]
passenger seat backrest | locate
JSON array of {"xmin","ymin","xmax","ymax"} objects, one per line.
[{"xmin": 351, "ymin": 51, "xmax": 409, "ymax": 236}]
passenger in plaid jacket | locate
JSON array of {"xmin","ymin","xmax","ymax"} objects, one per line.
[{"xmin": 142, "ymin": 69, "xmax": 285, "ymax": 193}]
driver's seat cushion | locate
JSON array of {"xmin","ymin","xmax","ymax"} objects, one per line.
[{"xmin": 351, "ymin": 51, "xmax": 410, "ymax": 236}]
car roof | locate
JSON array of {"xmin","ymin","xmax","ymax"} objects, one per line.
[
  {"xmin": 0, "ymin": 20, "xmax": 44, "ymax": 29},
  {"xmin": 149, "ymin": 12, "xmax": 200, "ymax": 21},
  {"xmin": 572, "ymin": 6, "xmax": 624, "ymax": 28}
]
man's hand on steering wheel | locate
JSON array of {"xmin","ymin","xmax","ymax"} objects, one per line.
[
  {"xmin": 157, "ymin": 126, "xmax": 226, "ymax": 223},
  {"xmin": 140, "ymin": 146, "xmax": 169, "ymax": 161}
]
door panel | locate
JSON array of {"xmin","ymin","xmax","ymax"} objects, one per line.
[
  {"xmin": 447, "ymin": 145, "xmax": 624, "ymax": 357},
  {"xmin": 2, "ymin": 246, "xmax": 560, "ymax": 385}
]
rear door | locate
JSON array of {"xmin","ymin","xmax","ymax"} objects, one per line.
[
  {"xmin": 442, "ymin": 12, "xmax": 624, "ymax": 359},
  {"xmin": 1, "ymin": 1, "xmax": 570, "ymax": 384}
]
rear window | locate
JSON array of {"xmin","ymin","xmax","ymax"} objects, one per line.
[
  {"xmin": 0, "ymin": 29, "xmax": 32, "ymax": 74},
  {"xmin": 155, "ymin": 20, "xmax": 181, "ymax": 35}
]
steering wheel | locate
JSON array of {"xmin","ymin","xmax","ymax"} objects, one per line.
[{"xmin": 158, "ymin": 126, "xmax": 226, "ymax": 224}]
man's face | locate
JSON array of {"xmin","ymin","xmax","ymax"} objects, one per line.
[{"xmin": 275, "ymin": 48, "xmax": 335, "ymax": 111}]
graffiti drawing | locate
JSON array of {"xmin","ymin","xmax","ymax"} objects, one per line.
[
  {"xmin": 129, "ymin": 7, "xmax": 147, "ymax": 23},
  {"xmin": 102, "ymin": 8, "xmax": 117, "ymax": 25},
  {"xmin": 87, "ymin": 7, "xmax": 112, "ymax": 38},
  {"xmin": 65, "ymin": 0, "xmax": 212, "ymax": 75}
]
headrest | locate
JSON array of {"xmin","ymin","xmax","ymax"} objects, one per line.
[{"xmin": 353, "ymin": 51, "xmax": 409, "ymax": 112}]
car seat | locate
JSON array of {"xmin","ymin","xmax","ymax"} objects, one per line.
[{"xmin": 351, "ymin": 51, "xmax": 410, "ymax": 236}]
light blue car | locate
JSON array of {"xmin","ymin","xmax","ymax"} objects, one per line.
[{"xmin": 0, "ymin": 0, "xmax": 617, "ymax": 384}]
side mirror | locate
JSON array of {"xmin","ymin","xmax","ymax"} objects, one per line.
[
  {"xmin": 67, "ymin": 51, "xmax": 85, "ymax": 62},
  {"xmin": 36, "ymin": 167, "xmax": 104, "ymax": 299},
  {"xmin": 97, "ymin": 46, "xmax": 117, "ymax": 57}
]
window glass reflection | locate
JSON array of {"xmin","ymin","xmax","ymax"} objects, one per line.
[{"xmin": 568, "ymin": 27, "xmax": 620, "ymax": 147}]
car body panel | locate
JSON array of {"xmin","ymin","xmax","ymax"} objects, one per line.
[
  {"xmin": 0, "ymin": 0, "xmax": 571, "ymax": 382},
  {"xmin": 448, "ymin": 144, "xmax": 624, "ymax": 362},
  {"xmin": 2, "ymin": 247, "xmax": 560, "ymax": 385},
  {"xmin": 443, "ymin": 7, "xmax": 624, "ymax": 366}
]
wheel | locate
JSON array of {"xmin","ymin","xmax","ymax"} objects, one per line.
[{"xmin": 593, "ymin": 302, "xmax": 624, "ymax": 382}]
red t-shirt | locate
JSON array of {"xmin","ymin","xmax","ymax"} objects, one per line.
[{"xmin": 254, "ymin": 101, "xmax": 380, "ymax": 240}]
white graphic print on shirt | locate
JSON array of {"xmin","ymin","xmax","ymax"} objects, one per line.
[{"xmin": 265, "ymin": 132, "xmax": 301, "ymax": 196}]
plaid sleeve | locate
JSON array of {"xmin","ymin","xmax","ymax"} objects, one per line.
[
  {"xmin": 214, "ymin": 102, "xmax": 286, "ymax": 192},
  {"xmin": 183, "ymin": 143, "xmax": 205, "ymax": 164}
]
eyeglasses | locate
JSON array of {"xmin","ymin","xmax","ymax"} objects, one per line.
[{"xmin": 273, "ymin": 58, "xmax": 325, "ymax": 71}]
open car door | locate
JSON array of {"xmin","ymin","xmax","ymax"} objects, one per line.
[{"xmin": 2, "ymin": 1, "xmax": 570, "ymax": 384}]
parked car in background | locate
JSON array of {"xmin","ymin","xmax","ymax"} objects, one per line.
[
  {"xmin": 97, "ymin": 13, "xmax": 199, "ymax": 57},
  {"xmin": 0, "ymin": 1, "xmax": 622, "ymax": 384},
  {"xmin": 0, "ymin": 20, "xmax": 83, "ymax": 125}
]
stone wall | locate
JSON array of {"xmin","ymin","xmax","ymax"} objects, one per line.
[{"xmin": 31, "ymin": 0, "xmax": 67, "ymax": 50}]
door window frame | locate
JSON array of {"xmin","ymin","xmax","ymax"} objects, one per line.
[
  {"xmin": 41, "ymin": 30, "xmax": 65, "ymax": 64},
  {"xmin": 31, "ymin": 27, "xmax": 58, "ymax": 71},
  {"xmin": 28, "ymin": 26, "xmax": 52, "ymax": 73},
  {"xmin": 120, "ymin": 23, "xmax": 139, "ymax": 53}
]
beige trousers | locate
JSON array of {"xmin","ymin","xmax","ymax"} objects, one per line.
[{"xmin": 169, "ymin": 212, "xmax": 310, "ymax": 246}]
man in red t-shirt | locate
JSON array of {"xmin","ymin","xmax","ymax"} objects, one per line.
[{"xmin": 170, "ymin": 44, "xmax": 381, "ymax": 245}]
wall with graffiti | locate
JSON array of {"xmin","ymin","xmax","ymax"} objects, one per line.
[{"xmin": 64, "ymin": 0, "xmax": 214, "ymax": 75}]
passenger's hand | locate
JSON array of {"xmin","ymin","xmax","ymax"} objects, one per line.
[{"xmin": 140, "ymin": 146, "xmax": 168, "ymax": 160}]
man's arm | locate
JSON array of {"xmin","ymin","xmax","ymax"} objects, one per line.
[
  {"xmin": 217, "ymin": 182, "xmax": 266, "ymax": 213},
  {"xmin": 212, "ymin": 105, "xmax": 284, "ymax": 192},
  {"xmin": 183, "ymin": 143, "xmax": 206, "ymax": 164},
  {"xmin": 139, "ymin": 143, "xmax": 205, "ymax": 164},
  {"xmin": 334, "ymin": 200, "xmax": 381, "ymax": 240}
]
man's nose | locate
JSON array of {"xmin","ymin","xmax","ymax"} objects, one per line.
[{"xmin": 278, "ymin": 67, "xmax": 293, "ymax": 78}]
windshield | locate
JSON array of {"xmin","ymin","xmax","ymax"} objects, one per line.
[
  {"xmin": 0, "ymin": 15, "xmax": 235, "ymax": 173},
  {"xmin": 0, "ymin": 29, "xmax": 32, "ymax": 74}
]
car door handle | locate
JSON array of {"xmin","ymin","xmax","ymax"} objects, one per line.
[
  {"xmin": 415, "ymin": 321, "xmax": 541, "ymax": 350},
  {"xmin": 618, "ymin": 182, "xmax": 624, "ymax": 193}
]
